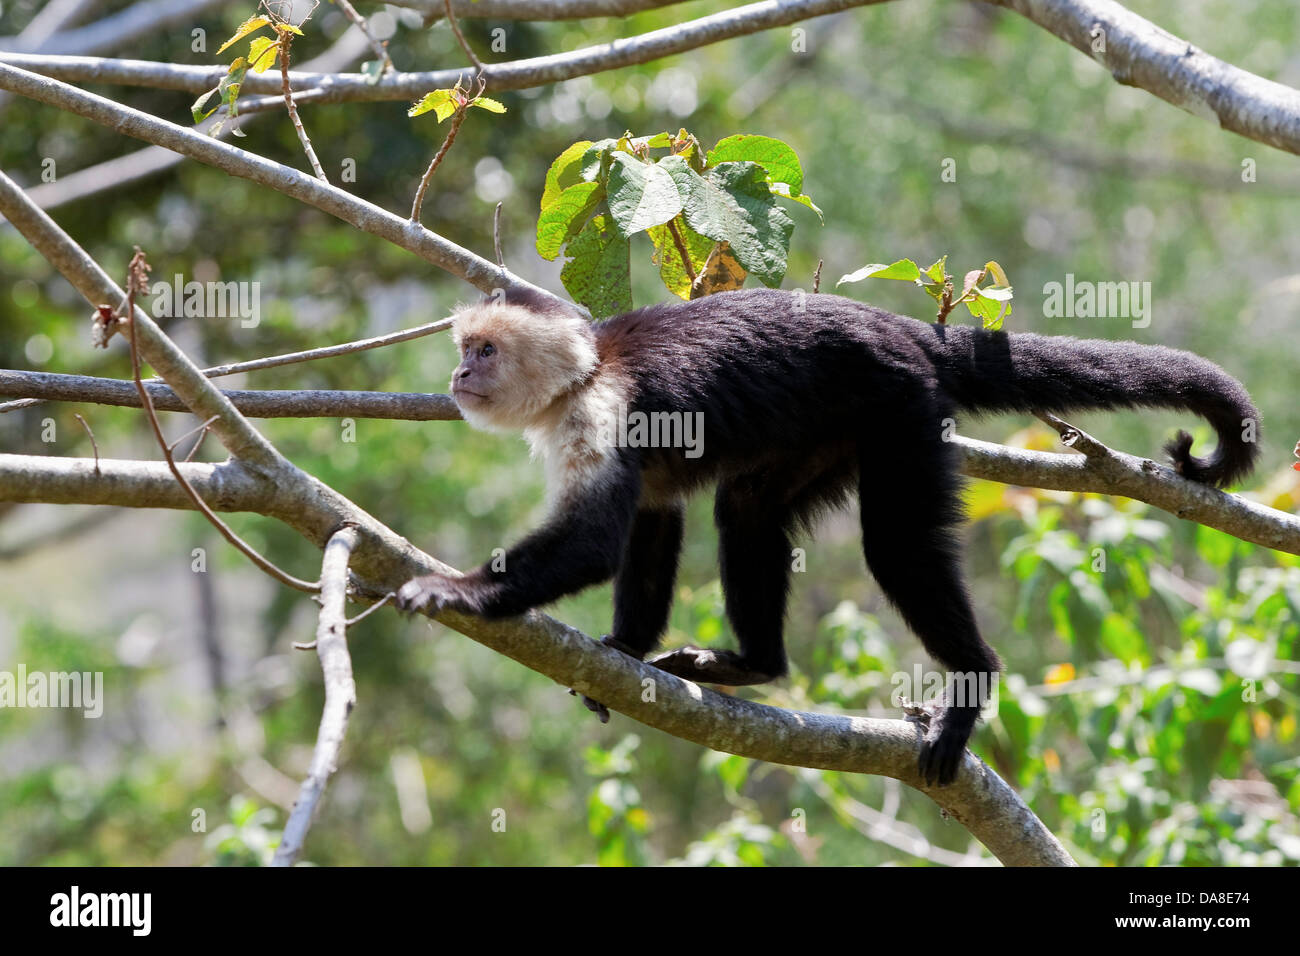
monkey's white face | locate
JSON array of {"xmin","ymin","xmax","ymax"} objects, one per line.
[{"xmin": 450, "ymin": 301, "xmax": 599, "ymax": 433}]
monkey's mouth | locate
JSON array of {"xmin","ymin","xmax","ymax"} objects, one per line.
[{"xmin": 453, "ymin": 386, "xmax": 489, "ymax": 402}]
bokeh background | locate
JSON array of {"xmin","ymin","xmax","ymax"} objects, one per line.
[{"xmin": 1, "ymin": 0, "xmax": 1298, "ymax": 865}]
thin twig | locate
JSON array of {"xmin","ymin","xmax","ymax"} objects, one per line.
[
  {"xmin": 345, "ymin": 591, "xmax": 394, "ymax": 626},
  {"xmin": 334, "ymin": 0, "xmax": 393, "ymax": 74},
  {"xmin": 1033, "ymin": 410, "xmax": 1111, "ymax": 459},
  {"xmin": 665, "ymin": 218, "xmax": 697, "ymax": 284},
  {"xmin": 493, "ymin": 201, "xmax": 505, "ymax": 269},
  {"xmin": 166, "ymin": 413, "xmax": 219, "ymax": 454},
  {"xmin": 813, "ymin": 258, "xmax": 823, "ymax": 294},
  {"xmin": 0, "ymin": 370, "xmax": 462, "ymax": 420},
  {"xmin": 0, "ymin": 316, "xmax": 455, "ymax": 415},
  {"xmin": 72, "ymin": 412, "xmax": 99, "ymax": 474},
  {"xmin": 443, "ymin": 0, "xmax": 483, "ymax": 74},
  {"xmin": 410, "ymin": 103, "xmax": 468, "ymax": 222},
  {"xmin": 273, "ymin": 525, "xmax": 360, "ymax": 866},
  {"xmin": 123, "ymin": 250, "xmax": 319, "ymax": 594},
  {"xmin": 278, "ymin": 28, "xmax": 328, "ymax": 182}
]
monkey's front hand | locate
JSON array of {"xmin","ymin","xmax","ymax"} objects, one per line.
[{"xmin": 396, "ymin": 572, "xmax": 484, "ymax": 615}]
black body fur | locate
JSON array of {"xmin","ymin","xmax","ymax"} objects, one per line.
[{"xmin": 400, "ymin": 288, "xmax": 1260, "ymax": 786}]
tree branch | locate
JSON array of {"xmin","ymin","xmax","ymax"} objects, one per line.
[
  {"xmin": 0, "ymin": 64, "xmax": 564, "ymax": 305},
  {"xmin": 0, "ymin": 441, "xmax": 1075, "ymax": 864},
  {"xmin": 0, "ymin": 0, "xmax": 894, "ymax": 102},
  {"xmin": 988, "ymin": 0, "xmax": 1300, "ymax": 156},
  {"xmin": 0, "ymin": 369, "xmax": 461, "ymax": 420},
  {"xmin": 272, "ymin": 525, "xmax": 361, "ymax": 866},
  {"xmin": 402, "ymin": 0, "xmax": 692, "ymax": 19}
]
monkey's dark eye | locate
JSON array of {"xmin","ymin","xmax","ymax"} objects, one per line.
[{"xmin": 480, "ymin": 343, "xmax": 496, "ymax": 358}]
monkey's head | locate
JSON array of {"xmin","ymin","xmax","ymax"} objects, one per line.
[{"xmin": 449, "ymin": 290, "xmax": 598, "ymax": 433}]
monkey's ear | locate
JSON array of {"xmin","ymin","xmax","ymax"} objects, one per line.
[{"xmin": 491, "ymin": 285, "xmax": 584, "ymax": 319}]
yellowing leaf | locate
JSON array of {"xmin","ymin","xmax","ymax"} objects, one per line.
[
  {"xmin": 471, "ymin": 96, "xmax": 507, "ymax": 113},
  {"xmin": 247, "ymin": 36, "xmax": 279, "ymax": 73},
  {"xmin": 408, "ymin": 90, "xmax": 458, "ymax": 121},
  {"xmin": 1043, "ymin": 662, "xmax": 1076, "ymax": 685},
  {"xmin": 218, "ymin": 15, "xmax": 270, "ymax": 54}
]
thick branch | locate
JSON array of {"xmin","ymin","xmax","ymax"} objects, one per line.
[
  {"xmin": 0, "ymin": 450, "xmax": 1067, "ymax": 865},
  {"xmin": 0, "ymin": 369, "xmax": 461, "ymax": 420},
  {"xmin": 7, "ymin": 360, "xmax": 1292, "ymax": 556},
  {"xmin": 273, "ymin": 526, "xmax": 361, "ymax": 866},
  {"xmin": 953, "ymin": 435, "xmax": 1300, "ymax": 554},
  {"xmin": 0, "ymin": 170, "xmax": 282, "ymax": 467},
  {"xmin": 0, "ymin": 63, "xmax": 563, "ymax": 305},
  {"xmin": 0, "ymin": 0, "xmax": 892, "ymax": 102},
  {"xmin": 989, "ymin": 0, "xmax": 1300, "ymax": 155},
  {"xmin": 20, "ymin": 29, "xmax": 374, "ymax": 211},
  {"xmin": 401, "ymin": 0, "xmax": 691, "ymax": 18}
]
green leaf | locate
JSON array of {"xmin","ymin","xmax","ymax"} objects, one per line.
[
  {"xmin": 836, "ymin": 259, "xmax": 922, "ymax": 286},
  {"xmin": 192, "ymin": 87, "xmax": 222, "ymax": 123},
  {"xmin": 247, "ymin": 35, "xmax": 279, "ymax": 74},
  {"xmin": 965, "ymin": 293, "xmax": 1010, "ymax": 331},
  {"xmin": 535, "ymin": 181, "xmax": 604, "ymax": 260},
  {"xmin": 561, "ymin": 214, "xmax": 632, "ymax": 319},
  {"xmin": 923, "ymin": 256, "xmax": 947, "ymax": 285},
  {"xmin": 471, "ymin": 96, "xmax": 507, "ymax": 114},
  {"xmin": 648, "ymin": 216, "xmax": 715, "ymax": 299},
  {"xmin": 706, "ymin": 134, "xmax": 804, "ymax": 195},
  {"xmin": 767, "ymin": 181, "xmax": 823, "ymax": 222},
  {"xmin": 662, "ymin": 157, "xmax": 794, "ymax": 288},
  {"xmin": 580, "ymin": 138, "xmax": 619, "ymax": 182},
  {"xmin": 606, "ymin": 153, "xmax": 684, "ymax": 238},
  {"xmin": 217, "ymin": 15, "xmax": 270, "ymax": 54},
  {"xmin": 408, "ymin": 90, "xmax": 458, "ymax": 121},
  {"xmin": 542, "ymin": 141, "xmax": 593, "ymax": 211}
]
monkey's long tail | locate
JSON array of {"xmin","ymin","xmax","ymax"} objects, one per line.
[{"xmin": 924, "ymin": 327, "xmax": 1260, "ymax": 488}]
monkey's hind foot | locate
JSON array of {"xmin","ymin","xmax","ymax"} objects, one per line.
[
  {"xmin": 913, "ymin": 702, "xmax": 978, "ymax": 787},
  {"xmin": 569, "ymin": 635, "xmax": 641, "ymax": 722},
  {"xmin": 647, "ymin": 646, "xmax": 779, "ymax": 686}
]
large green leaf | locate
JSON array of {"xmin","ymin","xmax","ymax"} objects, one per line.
[
  {"xmin": 561, "ymin": 214, "xmax": 632, "ymax": 318},
  {"xmin": 541, "ymin": 140, "xmax": 592, "ymax": 211},
  {"xmin": 661, "ymin": 158, "xmax": 793, "ymax": 288},
  {"xmin": 580, "ymin": 138, "xmax": 619, "ymax": 182},
  {"xmin": 535, "ymin": 181, "xmax": 604, "ymax": 260},
  {"xmin": 706, "ymin": 134, "xmax": 803, "ymax": 195},
  {"xmin": 607, "ymin": 153, "xmax": 684, "ymax": 239}
]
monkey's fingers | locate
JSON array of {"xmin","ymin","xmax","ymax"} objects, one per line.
[{"xmin": 568, "ymin": 689, "xmax": 610, "ymax": 723}]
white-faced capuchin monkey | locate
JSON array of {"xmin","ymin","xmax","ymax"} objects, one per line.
[{"xmin": 397, "ymin": 286, "xmax": 1260, "ymax": 785}]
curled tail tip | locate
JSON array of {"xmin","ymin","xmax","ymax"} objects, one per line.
[{"xmin": 1164, "ymin": 429, "xmax": 1258, "ymax": 489}]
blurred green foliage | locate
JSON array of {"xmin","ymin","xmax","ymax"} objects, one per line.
[{"xmin": 0, "ymin": 0, "xmax": 1298, "ymax": 865}]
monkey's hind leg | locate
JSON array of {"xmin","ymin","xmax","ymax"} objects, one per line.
[
  {"xmin": 858, "ymin": 431, "xmax": 1001, "ymax": 786},
  {"xmin": 649, "ymin": 478, "xmax": 791, "ymax": 687}
]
